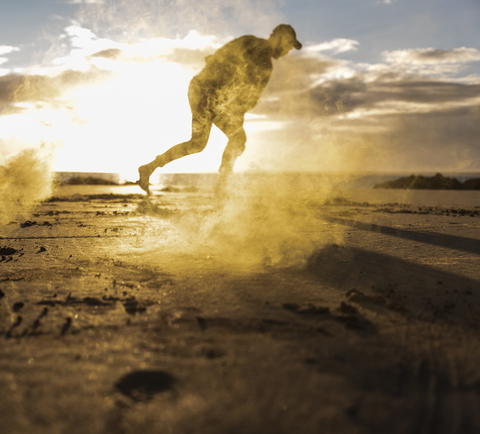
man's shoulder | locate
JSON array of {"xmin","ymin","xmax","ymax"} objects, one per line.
[
  {"xmin": 228, "ymin": 35, "xmax": 270, "ymax": 51},
  {"xmin": 220, "ymin": 36, "xmax": 272, "ymax": 67},
  {"xmin": 234, "ymin": 35, "xmax": 267, "ymax": 43}
]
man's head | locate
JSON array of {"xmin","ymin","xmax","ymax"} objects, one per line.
[{"xmin": 269, "ymin": 24, "xmax": 302, "ymax": 59}]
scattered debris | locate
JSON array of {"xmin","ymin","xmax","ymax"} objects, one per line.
[
  {"xmin": 338, "ymin": 302, "xmax": 358, "ymax": 314},
  {"xmin": 316, "ymin": 327, "xmax": 333, "ymax": 336},
  {"xmin": 12, "ymin": 302, "xmax": 24, "ymax": 312},
  {"xmin": 282, "ymin": 303, "xmax": 329, "ymax": 315},
  {"xmin": 282, "ymin": 303, "xmax": 300, "ymax": 311},
  {"xmin": 0, "ymin": 247, "xmax": 18, "ymax": 255},
  {"xmin": 123, "ymin": 297, "xmax": 147, "ymax": 315},
  {"xmin": 61, "ymin": 318, "xmax": 72, "ymax": 336},
  {"xmin": 346, "ymin": 289, "xmax": 386, "ymax": 305},
  {"xmin": 197, "ymin": 316, "xmax": 208, "ymax": 330},
  {"xmin": 20, "ymin": 221, "xmax": 37, "ymax": 228},
  {"xmin": 334, "ymin": 314, "xmax": 372, "ymax": 330},
  {"xmin": 297, "ymin": 304, "xmax": 330, "ymax": 315}
]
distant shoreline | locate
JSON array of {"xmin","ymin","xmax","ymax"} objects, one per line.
[
  {"xmin": 53, "ymin": 171, "xmax": 480, "ymax": 190},
  {"xmin": 374, "ymin": 173, "xmax": 480, "ymax": 190}
]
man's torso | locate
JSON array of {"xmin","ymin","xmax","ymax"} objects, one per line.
[{"xmin": 192, "ymin": 36, "xmax": 273, "ymax": 115}]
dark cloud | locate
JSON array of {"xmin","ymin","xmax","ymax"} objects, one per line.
[
  {"xmin": 370, "ymin": 78, "xmax": 480, "ymax": 104},
  {"xmin": 256, "ymin": 63, "xmax": 480, "ymax": 119},
  {"xmin": 384, "ymin": 47, "xmax": 480, "ymax": 65},
  {"xmin": 258, "ymin": 100, "xmax": 480, "ymax": 173},
  {"xmin": 356, "ymin": 105, "xmax": 480, "ymax": 172},
  {"xmin": 416, "ymin": 49, "xmax": 459, "ymax": 61},
  {"xmin": 88, "ymin": 46, "xmax": 214, "ymax": 70},
  {"xmin": 0, "ymin": 67, "xmax": 114, "ymax": 114},
  {"xmin": 250, "ymin": 56, "xmax": 480, "ymax": 172}
]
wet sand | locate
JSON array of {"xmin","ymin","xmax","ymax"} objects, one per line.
[{"xmin": 1, "ymin": 188, "xmax": 480, "ymax": 434}]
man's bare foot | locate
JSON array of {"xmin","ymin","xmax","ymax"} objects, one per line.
[{"xmin": 138, "ymin": 164, "xmax": 152, "ymax": 196}]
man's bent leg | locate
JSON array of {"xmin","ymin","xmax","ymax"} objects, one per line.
[
  {"xmin": 138, "ymin": 115, "xmax": 212, "ymax": 195},
  {"xmin": 215, "ymin": 117, "xmax": 247, "ymax": 198}
]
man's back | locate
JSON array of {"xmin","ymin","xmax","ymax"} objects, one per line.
[{"xmin": 193, "ymin": 36, "xmax": 274, "ymax": 114}]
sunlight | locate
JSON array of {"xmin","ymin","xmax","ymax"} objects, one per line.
[{"xmin": 1, "ymin": 29, "xmax": 237, "ymax": 178}]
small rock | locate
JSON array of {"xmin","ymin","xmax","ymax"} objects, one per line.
[
  {"xmin": 345, "ymin": 288, "xmax": 385, "ymax": 305},
  {"xmin": 20, "ymin": 221, "xmax": 37, "ymax": 228}
]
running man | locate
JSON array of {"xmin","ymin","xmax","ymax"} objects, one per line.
[{"xmin": 138, "ymin": 24, "xmax": 302, "ymax": 196}]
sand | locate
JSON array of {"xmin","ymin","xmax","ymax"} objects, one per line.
[{"xmin": 1, "ymin": 186, "xmax": 480, "ymax": 434}]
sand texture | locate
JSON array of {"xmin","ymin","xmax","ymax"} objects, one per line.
[{"xmin": 1, "ymin": 188, "xmax": 480, "ymax": 434}]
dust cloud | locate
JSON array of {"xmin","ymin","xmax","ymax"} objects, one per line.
[
  {"xmin": 1, "ymin": 0, "xmax": 348, "ymax": 259},
  {"xmin": 82, "ymin": 0, "xmax": 345, "ymax": 267},
  {"xmin": 201, "ymin": 176, "xmax": 333, "ymax": 267},
  {"xmin": 146, "ymin": 173, "xmax": 343, "ymax": 268},
  {"xmin": 0, "ymin": 146, "xmax": 54, "ymax": 226}
]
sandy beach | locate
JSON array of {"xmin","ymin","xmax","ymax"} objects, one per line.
[{"xmin": 1, "ymin": 183, "xmax": 480, "ymax": 434}]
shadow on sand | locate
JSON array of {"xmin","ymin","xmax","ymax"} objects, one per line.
[{"xmin": 322, "ymin": 216, "xmax": 480, "ymax": 255}]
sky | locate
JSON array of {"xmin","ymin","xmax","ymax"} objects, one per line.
[{"xmin": 0, "ymin": 0, "xmax": 479, "ymax": 179}]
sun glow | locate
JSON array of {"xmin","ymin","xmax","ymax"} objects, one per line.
[
  {"xmin": 2, "ymin": 29, "xmax": 248, "ymax": 180},
  {"xmin": 54, "ymin": 60, "xmax": 196, "ymax": 177}
]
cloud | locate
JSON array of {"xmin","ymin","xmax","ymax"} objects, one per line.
[
  {"xmin": 258, "ymin": 55, "xmax": 480, "ymax": 119},
  {"xmin": 0, "ymin": 68, "xmax": 113, "ymax": 117},
  {"xmin": 383, "ymin": 47, "xmax": 480, "ymax": 65},
  {"xmin": 0, "ymin": 24, "xmax": 221, "ymax": 118},
  {"xmin": 0, "ymin": 46, "xmax": 20, "ymax": 73},
  {"xmin": 303, "ymin": 39, "xmax": 359, "ymax": 56},
  {"xmin": 53, "ymin": 24, "xmax": 219, "ymax": 72},
  {"xmin": 248, "ymin": 44, "xmax": 480, "ymax": 173},
  {"xmin": 0, "ymin": 46, "xmax": 20, "ymax": 56},
  {"xmin": 90, "ymin": 48, "xmax": 122, "ymax": 59},
  {"xmin": 2, "ymin": 12, "xmax": 480, "ymax": 175},
  {"xmin": 382, "ymin": 47, "xmax": 480, "ymax": 76}
]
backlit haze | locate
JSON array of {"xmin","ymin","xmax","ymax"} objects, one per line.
[{"xmin": 1, "ymin": 0, "xmax": 480, "ymax": 182}]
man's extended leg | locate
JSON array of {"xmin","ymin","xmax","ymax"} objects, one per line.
[
  {"xmin": 214, "ymin": 115, "xmax": 247, "ymax": 198},
  {"xmin": 138, "ymin": 116, "xmax": 212, "ymax": 195}
]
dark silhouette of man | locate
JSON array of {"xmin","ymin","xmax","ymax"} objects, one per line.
[{"xmin": 138, "ymin": 24, "xmax": 302, "ymax": 196}]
